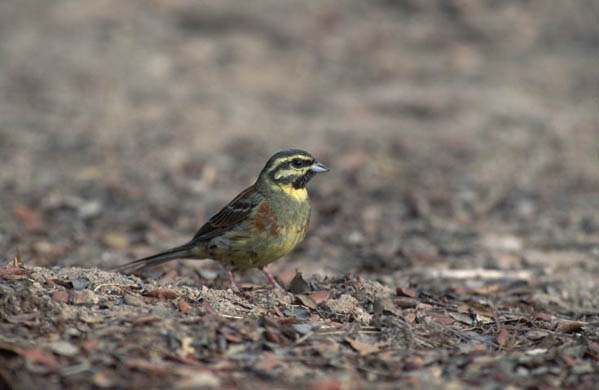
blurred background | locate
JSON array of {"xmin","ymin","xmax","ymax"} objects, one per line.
[{"xmin": 1, "ymin": 0, "xmax": 597, "ymax": 288}]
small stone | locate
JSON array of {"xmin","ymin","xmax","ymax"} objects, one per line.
[
  {"xmin": 123, "ymin": 293, "xmax": 145, "ymax": 306},
  {"xmin": 49, "ymin": 341, "xmax": 78, "ymax": 357},
  {"xmin": 71, "ymin": 277, "xmax": 89, "ymax": 290},
  {"xmin": 78, "ymin": 200, "xmax": 102, "ymax": 219},
  {"xmin": 93, "ymin": 370, "xmax": 115, "ymax": 388},
  {"xmin": 178, "ymin": 300, "xmax": 192, "ymax": 313},
  {"xmin": 70, "ymin": 290, "xmax": 98, "ymax": 305},
  {"xmin": 175, "ymin": 369, "xmax": 220, "ymax": 389},
  {"xmin": 52, "ymin": 290, "xmax": 69, "ymax": 303}
]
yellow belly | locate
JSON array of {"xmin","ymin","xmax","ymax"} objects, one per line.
[{"xmin": 204, "ymin": 223, "xmax": 307, "ymax": 270}]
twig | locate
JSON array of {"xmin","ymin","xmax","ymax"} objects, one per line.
[
  {"xmin": 421, "ymin": 268, "xmax": 534, "ymax": 280},
  {"xmin": 294, "ymin": 331, "xmax": 314, "ymax": 346}
]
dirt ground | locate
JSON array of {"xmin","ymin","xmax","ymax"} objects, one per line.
[{"xmin": 1, "ymin": 1, "xmax": 598, "ymax": 389}]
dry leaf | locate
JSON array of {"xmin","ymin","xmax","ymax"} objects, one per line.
[
  {"xmin": 309, "ymin": 290, "xmax": 331, "ymax": 305},
  {"xmin": 394, "ymin": 297, "xmax": 418, "ymax": 308},
  {"xmin": 93, "ymin": 370, "xmax": 115, "ymax": 388},
  {"xmin": 126, "ymin": 314, "xmax": 162, "ymax": 324},
  {"xmin": 469, "ymin": 284, "xmax": 501, "ymax": 295},
  {"xmin": 397, "ymin": 287, "xmax": 418, "ymax": 298},
  {"xmin": 178, "ymin": 299, "xmax": 192, "ymax": 313},
  {"xmin": 526, "ymin": 330, "xmax": 549, "ymax": 340},
  {"xmin": 295, "ymin": 294, "xmax": 317, "ymax": 310},
  {"xmin": 289, "ymin": 272, "xmax": 311, "ymax": 294},
  {"xmin": 6, "ymin": 313, "xmax": 37, "ymax": 326},
  {"xmin": 254, "ymin": 352, "xmax": 284, "ymax": 371},
  {"xmin": 21, "ymin": 347, "xmax": 60, "ymax": 374},
  {"xmin": 345, "ymin": 338, "xmax": 384, "ymax": 356},
  {"xmin": 0, "ymin": 267, "xmax": 29, "ymax": 278},
  {"xmin": 428, "ymin": 312, "xmax": 455, "ymax": 325},
  {"xmin": 496, "ymin": 328, "xmax": 510, "ymax": 348},
  {"xmin": 178, "ymin": 337, "xmax": 196, "ymax": 357},
  {"xmin": 311, "ymin": 379, "xmax": 344, "ymax": 390},
  {"xmin": 145, "ymin": 288, "xmax": 179, "ymax": 299},
  {"xmin": 51, "ymin": 290, "xmax": 69, "ymax": 303},
  {"xmin": 404, "ymin": 312, "xmax": 417, "ymax": 323},
  {"xmin": 555, "ymin": 320, "xmax": 584, "ymax": 333}
]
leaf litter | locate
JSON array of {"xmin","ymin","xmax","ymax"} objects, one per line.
[{"xmin": 1, "ymin": 263, "xmax": 597, "ymax": 389}]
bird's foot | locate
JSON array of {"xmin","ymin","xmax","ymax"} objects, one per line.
[{"xmin": 261, "ymin": 268, "xmax": 285, "ymax": 291}]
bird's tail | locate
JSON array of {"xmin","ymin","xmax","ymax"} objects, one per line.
[{"xmin": 113, "ymin": 242, "xmax": 196, "ymax": 274}]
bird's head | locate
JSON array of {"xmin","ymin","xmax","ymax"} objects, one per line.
[{"xmin": 257, "ymin": 149, "xmax": 329, "ymax": 199}]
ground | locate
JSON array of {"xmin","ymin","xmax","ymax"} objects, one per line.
[{"xmin": 1, "ymin": 1, "xmax": 598, "ymax": 389}]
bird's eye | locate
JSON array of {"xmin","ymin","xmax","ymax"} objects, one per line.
[{"xmin": 291, "ymin": 158, "xmax": 306, "ymax": 168}]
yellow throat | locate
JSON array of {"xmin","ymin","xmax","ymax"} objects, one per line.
[{"xmin": 279, "ymin": 184, "xmax": 308, "ymax": 202}]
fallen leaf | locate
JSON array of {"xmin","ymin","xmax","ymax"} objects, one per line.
[
  {"xmin": 145, "ymin": 288, "xmax": 179, "ymax": 299},
  {"xmin": 395, "ymin": 297, "xmax": 418, "ymax": 309},
  {"xmin": 404, "ymin": 312, "xmax": 417, "ymax": 323},
  {"xmin": 12, "ymin": 249, "xmax": 23, "ymax": 267},
  {"xmin": 0, "ymin": 267, "xmax": 29, "ymax": 278},
  {"xmin": 178, "ymin": 337, "xmax": 196, "ymax": 357},
  {"xmin": 254, "ymin": 352, "xmax": 284, "ymax": 371},
  {"xmin": 403, "ymin": 356, "xmax": 425, "ymax": 370},
  {"xmin": 311, "ymin": 379, "xmax": 344, "ymax": 390},
  {"xmin": 288, "ymin": 271, "xmax": 311, "ymax": 294},
  {"xmin": 52, "ymin": 290, "xmax": 69, "ymax": 303},
  {"xmin": 80, "ymin": 314, "xmax": 103, "ymax": 324},
  {"xmin": 126, "ymin": 314, "xmax": 162, "ymax": 325},
  {"xmin": 221, "ymin": 330, "xmax": 243, "ymax": 343},
  {"xmin": 397, "ymin": 287, "xmax": 418, "ymax": 298},
  {"xmin": 587, "ymin": 341, "xmax": 599, "ymax": 357},
  {"xmin": 126, "ymin": 358, "xmax": 170, "ymax": 374},
  {"xmin": 291, "ymin": 323, "xmax": 314, "ymax": 335},
  {"xmin": 178, "ymin": 299, "xmax": 192, "ymax": 313},
  {"xmin": 6, "ymin": 313, "xmax": 37, "ymax": 326},
  {"xmin": 123, "ymin": 293, "xmax": 145, "ymax": 306},
  {"xmin": 374, "ymin": 297, "xmax": 397, "ymax": 316},
  {"xmin": 496, "ymin": 328, "xmax": 510, "ymax": 348},
  {"xmin": 449, "ymin": 311, "xmax": 475, "ymax": 325},
  {"xmin": 93, "ymin": 370, "xmax": 115, "ymax": 388},
  {"xmin": 263, "ymin": 329, "xmax": 281, "ymax": 343},
  {"xmin": 309, "ymin": 290, "xmax": 331, "ymax": 305},
  {"xmin": 70, "ymin": 290, "xmax": 98, "ymax": 305},
  {"xmin": 21, "ymin": 347, "xmax": 60, "ymax": 374},
  {"xmin": 345, "ymin": 338, "xmax": 384, "ymax": 356},
  {"xmin": 555, "ymin": 320, "xmax": 584, "ymax": 333},
  {"xmin": 427, "ymin": 312, "xmax": 455, "ymax": 325},
  {"xmin": 295, "ymin": 294, "xmax": 317, "ymax": 310},
  {"xmin": 469, "ymin": 284, "xmax": 501, "ymax": 295},
  {"xmin": 82, "ymin": 339, "xmax": 100, "ymax": 352},
  {"xmin": 535, "ymin": 312, "xmax": 553, "ymax": 322},
  {"xmin": 526, "ymin": 330, "xmax": 549, "ymax": 340},
  {"xmin": 174, "ymin": 368, "xmax": 220, "ymax": 389}
]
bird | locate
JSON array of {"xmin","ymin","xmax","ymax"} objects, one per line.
[{"xmin": 114, "ymin": 149, "xmax": 329, "ymax": 291}]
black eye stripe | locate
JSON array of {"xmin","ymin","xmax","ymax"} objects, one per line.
[{"xmin": 291, "ymin": 158, "xmax": 312, "ymax": 168}]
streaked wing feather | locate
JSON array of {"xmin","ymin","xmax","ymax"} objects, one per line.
[{"xmin": 192, "ymin": 184, "xmax": 259, "ymax": 241}]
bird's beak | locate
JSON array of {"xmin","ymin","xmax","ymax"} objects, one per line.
[{"xmin": 310, "ymin": 161, "xmax": 329, "ymax": 173}]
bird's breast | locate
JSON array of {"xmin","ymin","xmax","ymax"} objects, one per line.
[{"xmin": 250, "ymin": 198, "xmax": 311, "ymax": 264}]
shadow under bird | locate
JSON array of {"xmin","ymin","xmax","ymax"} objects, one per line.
[{"xmin": 114, "ymin": 149, "xmax": 329, "ymax": 290}]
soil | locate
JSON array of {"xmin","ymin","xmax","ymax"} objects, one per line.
[{"xmin": 1, "ymin": 1, "xmax": 598, "ymax": 389}]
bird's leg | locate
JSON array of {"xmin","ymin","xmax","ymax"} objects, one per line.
[
  {"xmin": 226, "ymin": 268, "xmax": 241, "ymax": 293},
  {"xmin": 261, "ymin": 267, "xmax": 284, "ymax": 290}
]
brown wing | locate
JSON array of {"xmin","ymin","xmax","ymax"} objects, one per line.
[{"xmin": 192, "ymin": 184, "xmax": 260, "ymax": 241}]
